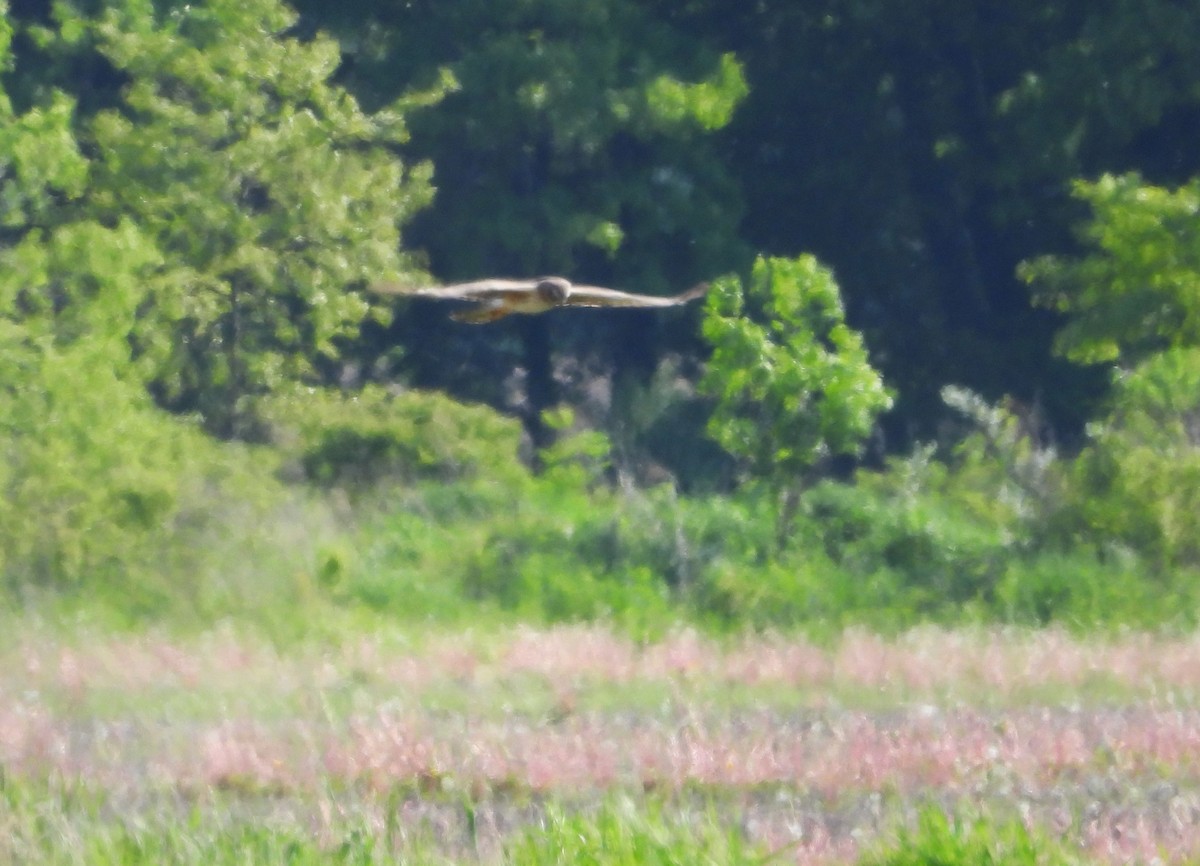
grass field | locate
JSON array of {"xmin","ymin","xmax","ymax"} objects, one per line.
[{"xmin": 3, "ymin": 623, "xmax": 1200, "ymax": 864}]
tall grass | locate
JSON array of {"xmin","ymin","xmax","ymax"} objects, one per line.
[
  {"xmin": 503, "ymin": 798, "xmax": 768, "ymax": 866},
  {"xmin": 0, "ymin": 778, "xmax": 767, "ymax": 866},
  {"xmin": 0, "ymin": 776, "xmax": 440, "ymax": 866},
  {"xmin": 0, "ymin": 778, "xmax": 1111, "ymax": 866},
  {"xmin": 861, "ymin": 808, "xmax": 1078, "ymax": 866}
]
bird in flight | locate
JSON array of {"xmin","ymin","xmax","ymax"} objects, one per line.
[{"xmin": 371, "ymin": 276, "xmax": 710, "ymax": 323}]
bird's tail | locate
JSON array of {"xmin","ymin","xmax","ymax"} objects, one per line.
[
  {"xmin": 369, "ymin": 281, "xmax": 419, "ymax": 295},
  {"xmin": 676, "ymin": 281, "xmax": 711, "ymax": 303}
]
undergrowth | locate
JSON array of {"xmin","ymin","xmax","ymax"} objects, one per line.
[{"xmin": 5, "ymin": 383, "xmax": 1200, "ymax": 640}]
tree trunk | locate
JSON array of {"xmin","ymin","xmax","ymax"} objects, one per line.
[{"xmin": 521, "ymin": 315, "xmax": 556, "ymax": 470}]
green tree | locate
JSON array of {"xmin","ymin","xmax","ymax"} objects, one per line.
[
  {"xmin": 699, "ymin": 255, "xmax": 892, "ymax": 540},
  {"xmin": 1, "ymin": 0, "xmax": 446, "ymax": 599},
  {"xmin": 14, "ymin": 0, "xmax": 440, "ymax": 438},
  {"xmin": 1021, "ymin": 173, "xmax": 1200, "ymax": 366},
  {"xmin": 1019, "ymin": 172, "xmax": 1200, "ymax": 569},
  {"xmin": 1, "ymin": 219, "xmax": 202, "ymax": 592},
  {"xmin": 0, "ymin": 15, "xmax": 240, "ymax": 594}
]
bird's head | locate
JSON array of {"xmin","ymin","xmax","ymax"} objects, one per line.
[{"xmin": 535, "ymin": 277, "xmax": 572, "ymax": 304}]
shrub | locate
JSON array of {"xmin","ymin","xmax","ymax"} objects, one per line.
[
  {"xmin": 0, "ymin": 221, "xmax": 299, "ymax": 617},
  {"xmin": 780, "ymin": 387, "xmax": 1078, "ymax": 625},
  {"xmin": 695, "ymin": 549, "xmax": 906, "ymax": 633},
  {"xmin": 0, "ymin": 345, "xmax": 331, "ymax": 628},
  {"xmin": 455, "ymin": 479, "xmax": 679, "ymax": 634},
  {"xmin": 1067, "ymin": 347, "xmax": 1200, "ymax": 570},
  {"xmin": 996, "ymin": 548, "xmax": 1200, "ymax": 630},
  {"xmin": 799, "ymin": 473, "xmax": 1011, "ymax": 617},
  {"xmin": 700, "ymin": 255, "xmax": 892, "ymax": 542},
  {"xmin": 260, "ymin": 384, "xmax": 527, "ymax": 493}
]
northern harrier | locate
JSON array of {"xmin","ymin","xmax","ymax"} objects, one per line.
[{"xmin": 371, "ymin": 276, "xmax": 710, "ymax": 324}]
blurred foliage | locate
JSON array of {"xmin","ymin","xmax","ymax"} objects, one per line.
[
  {"xmin": 260, "ymin": 384, "xmax": 526, "ymax": 492},
  {"xmin": 0, "ymin": 24, "xmax": 264, "ymax": 607},
  {"xmin": 0, "ymin": 0, "xmax": 418, "ymax": 625},
  {"xmin": 1067, "ymin": 348, "xmax": 1200, "ymax": 571},
  {"xmin": 1022, "ymin": 174, "xmax": 1200, "ymax": 365},
  {"xmin": 331, "ymin": 378, "xmax": 1200, "ymax": 634},
  {"xmin": 648, "ymin": 0, "xmax": 1200, "ymax": 440},
  {"xmin": 1019, "ymin": 169, "xmax": 1200, "ymax": 579},
  {"xmin": 0, "ymin": 775, "xmax": 447, "ymax": 865},
  {"xmin": 10, "ymin": 0, "xmax": 438, "ymax": 438}
]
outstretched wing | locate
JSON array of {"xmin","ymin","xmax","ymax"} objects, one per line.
[
  {"xmin": 371, "ymin": 279, "xmax": 540, "ymax": 301},
  {"xmin": 370, "ymin": 276, "xmax": 710, "ymax": 323},
  {"xmin": 561, "ymin": 281, "xmax": 710, "ymax": 309}
]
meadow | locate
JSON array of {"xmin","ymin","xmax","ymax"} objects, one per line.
[
  {"xmin": 3, "ymin": 622, "xmax": 1200, "ymax": 865},
  {"xmin": 6, "ymin": 2, "xmax": 1200, "ymax": 862}
]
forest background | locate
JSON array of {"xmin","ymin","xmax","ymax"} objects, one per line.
[{"xmin": 4, "ymin": 0, "xmax": 1200, "ymax": 635}]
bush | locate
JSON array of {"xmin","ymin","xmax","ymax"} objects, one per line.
[
  {"xmin": 260, "ymin": 384, "xmax": 527, "ymax": 493},
  {"xmin": 0, "ymin": 222, "xmax": 303, "ymax": 618},
  {"xmin": 340, "ymin": 447, "xmax": 775, "ymax": 634},
  {"xmin": 799, "ymin": 473, "xmax": 1011, "ymax": 617},
  {"xmin": 695, "ymin": 550, "xmax": 907, "ymax": 633},
  {"xmin": 700, "ymin": 255, "xmax": 892, "ymax": 543},
  {"xmin": 1066, "ymin": 348, "xmax": 1200, "ymax": 570},
  {"xmin": 455, "ymin": 477, "xmax": 680, "ymax": 634},
  {"xmin": 996, "ymin": 548, "xmax": 1200, "ymax": 630},
  {"xmin": 0, "ymin": 345, "xmax": 323, "ymax": 626}
]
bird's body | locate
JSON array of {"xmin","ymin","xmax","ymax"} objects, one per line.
[{"xmin": 372, "ymin": 276, "xmax": 709, "ymax": 323}]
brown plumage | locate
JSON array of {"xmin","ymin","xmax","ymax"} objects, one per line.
[{"xmin": 371, "ymin": 276, "xmax": 710, "ymax": 323}]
